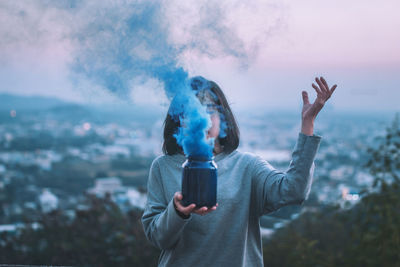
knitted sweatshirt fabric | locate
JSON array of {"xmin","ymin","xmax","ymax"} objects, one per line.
[{"xmin": 141, "ymin": 132, "xmax": 322, "ymax": 266}]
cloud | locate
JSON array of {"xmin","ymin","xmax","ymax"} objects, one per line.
[{"xmin": 0, "ymin": 0, "xmax": 286, "ymax": 102}]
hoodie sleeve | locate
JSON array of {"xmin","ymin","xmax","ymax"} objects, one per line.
[
  {"xmin": 141, "ymin": 157, "xmax": 192, "ymax": 250},
  {"xmin": 251, "ymin": 132, "xmax": 322, "ymax": 216}
]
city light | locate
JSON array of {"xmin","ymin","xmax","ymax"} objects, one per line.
[
  {"xmin": 83, "ymin": 122, "xmax": 91, "ymax": 131},
  {"xmin": 10, "ymin": 110, "xmax": 16, "ymax": 117}
]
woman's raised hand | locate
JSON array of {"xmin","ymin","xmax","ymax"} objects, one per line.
[
  {"xmin": 173, "ymin": 192, "xmax": 218, "ymax": 216},
  {"xmin": 302, "ymin": 76, "xmax": 337, "ymax": 120}
]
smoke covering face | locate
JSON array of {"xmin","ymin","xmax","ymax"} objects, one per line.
[
  {"xmin": 169, "ymin": 77, "xmax": 212, "ymax": 158},
  {"xmin": 0, "ymin": 0, "xmax": 285, "ymax": 157},
  {"xmin": 170, "ymin": 76, "xmax": 229, "ymax": 158}
]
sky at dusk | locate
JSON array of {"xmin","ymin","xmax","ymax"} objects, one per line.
[{"xmin": 0, "ymin": 0, "xmax": 399, "ymax": 112}]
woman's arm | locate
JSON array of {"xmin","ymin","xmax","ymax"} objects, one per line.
[
  {"xmin": 141, "ymin": 158, "xmax": 191, "ymax": 250},
  {"xmin": 251, "ymin": 76, "xmax": 336, "ymax": 216},
  {"xmin": 251, "ymin": 132, "xmax": 321, "ymax": 216}
]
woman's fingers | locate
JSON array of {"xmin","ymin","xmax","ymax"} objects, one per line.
[
  {"xmin": 174, "ymin": 192, "xmax": 196, "ymax": 215},
  {"xmin": 174, "ymin": 192, "xmax": 183, "ymax": 202},
  {"xmin": 314, "ymin": 76, "xmax": 338, "ymax": 104},
  {"xmin": 302, "ymin": 91, "xmax": 310, "ymax": 105},
  {"xmin": 193, "ymin": 203, "xmax": 218, "ymax": 216},
  {"xmin": 194, "ymin": 206, "xmax": 208, "ymax": 214},
  {"xmin": 315, "ymin": 77, "xmax": 325, "ymax": 92},
  {"xmin": 305, "ymin": 77, "xmax": 337, "ymax": 117},
  {"xmin": 330, "ymin": 84, "xmax": 337, "ymax": 94},
  {"xmin": 181, "ymin": 204, "xmax": 197, "ymax": 214},
  {"xmin": 316, "ymin": 77, "xmax": 329, "ymax": 94},
  {"xmin": 174, "ymin": 190, "xmax": 218, "ymax": 216},
  {"xmin": 320, "ymin": 77, "xmax": 330, "ymax": 91},
  {"xmin": 173, "ymin": 192, "xmax": 218, "ymax": 216},
  {"xmin": 176, "ymin": 200, "xmax": 196, "ymax": 214},
  {"xmin": 312, "ymin": 83, "xmax": 322, "ymax": 95}
]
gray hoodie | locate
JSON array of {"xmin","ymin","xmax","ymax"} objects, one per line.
[{"xmin": 141, "ymin": 132, "xmax": 322, "ymax": 266}]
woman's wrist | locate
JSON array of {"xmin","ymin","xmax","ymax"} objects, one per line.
[{"xmin": 301, "ymin": 117, "xmax": 315, "ymax": 136}]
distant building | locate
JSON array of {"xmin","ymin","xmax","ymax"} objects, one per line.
[
  {"xmin": 0, "ymin": 224, "xmax": 19, "ymax": 233},
  {"xmin": 87, "ymin": 177, "xmax": 147, "ymax": 210},
  {"xmin": 339, "ymin": 184, "xmax": 360, "ymax": 208},
  {"xmin": 87, "ymin": 177, "xmax": 124, "ymax": 197},
  {"xmin": 126, "ymin": 188, "xmax": 147, "ymax": 209},
  {"xmin": 0, "ymin": 222, "xmax": 41, "ymax": 234},
  {"xmin": 0, "ymin": 164, "xmax": 6, "ymax": 174},
  {"xmin": 39, "ymin": 188, "xmax": 59, "ymax": 213}
]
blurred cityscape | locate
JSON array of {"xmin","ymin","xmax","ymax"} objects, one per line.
[{"xmin": 0, "ymin": 93, "xmax": 396, "ymax": 237}]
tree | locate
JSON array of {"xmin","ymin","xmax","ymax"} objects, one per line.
[
  {"xmin": 262, "ymin": 113, "xmax": 400, "ymax": 267},
  {"xmin": 0, "ymin": 193, "xmax": 160, "ymax": 266},
  {"xmin": 365, "ymin": 112, "xmax": 400, "ymax": 186}
]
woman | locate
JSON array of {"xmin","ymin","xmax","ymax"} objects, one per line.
[{"xmin": 141, "ymin": 76, "xmax": 337, "ymax": 266}]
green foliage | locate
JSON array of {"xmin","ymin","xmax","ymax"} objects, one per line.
[
  {"xmin": 263, "ymin": 113, "xmax": 400, "ymax": 267},
  {"xmin": 263, "ymin": 183, "xmax": 400, "ymax": 266},
  {"xmin": 346, "ymin": 181, "xmax": 400, "ymax": 266},
  {"xmin": 365, "ymin": 112, "xmax": 400, "ymax": 186},
  {"xmin": 0, "ymin": 193, "xmax": 160, "ymax": 267},
  {"xmin": 263, "ymin": 205, "xmax": 348, "ymax": 267}
]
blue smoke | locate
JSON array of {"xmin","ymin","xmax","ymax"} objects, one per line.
[
  {"xmin": 70, "ymin": 1, "xmax": 181, "ymax": 98},
  {"xmin": 68, "ymin": 1, "xmax": 241, "ymax": 157},
  {"xmin": 171, "ymin": 92, "xmax": 213, "ymax": 157},
  {"xmin": 168, "ymin": 76, "xmax": 232, "ymax": 158}
]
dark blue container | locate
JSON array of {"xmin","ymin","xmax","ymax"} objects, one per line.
[{"xmin": 181, "ymin": 156, "xmax": 217, "ymax": 208}]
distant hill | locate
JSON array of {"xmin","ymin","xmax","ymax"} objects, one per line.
[
  {"xmin": 0, "ymin": 93, "xmax": 166, "ymax": 126},
  {"xmin": 0, "ymin": 93, "xmax": 68, "ymax": 111},
  {"xmin": 48, "ymin": 103, "xmax": 93, "ymax": 117}
]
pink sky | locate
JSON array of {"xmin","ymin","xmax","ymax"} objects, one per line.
[{"xmin": 0, "ymin": 0, "xmax": 399, "ymax": 112}]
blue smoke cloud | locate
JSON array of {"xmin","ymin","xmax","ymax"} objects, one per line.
[
  {"xmin": 66, "ymin": 1, "xmax": 253, "ymax": 157},
  {"xmin": 68, "ymin": 1, "xmax": 253, "ymax": 99},
  {"xmin": 70, "ymin": 1, "xmax": 181, "ymax": 98}
]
